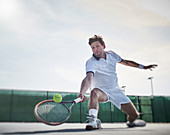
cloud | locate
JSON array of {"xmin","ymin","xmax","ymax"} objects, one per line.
[
  {"xmin": 135, "ymin": 0, "xmax": 170, "ymax": 20},
  {"xmin": 77, "ymin": 0, "xmax": 170, "ymax": 27}
]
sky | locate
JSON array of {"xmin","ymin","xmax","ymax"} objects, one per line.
[{"xmin": 0, "ymin": 0, "xmax": 170, "ymax": 96}]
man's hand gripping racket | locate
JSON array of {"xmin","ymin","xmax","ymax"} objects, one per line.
[{"xmin": 34, "ymin": 95, "xmax": 87, "ymax": 126}]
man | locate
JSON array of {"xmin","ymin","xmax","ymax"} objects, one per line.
[{"xmin": 78, "ymin": 35, "xmax": 157, "ymax": 130}]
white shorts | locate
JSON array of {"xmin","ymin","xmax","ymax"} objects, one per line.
[{"xmin": 96, "ymin": 87, "xmax": 131, "ymax": 110}]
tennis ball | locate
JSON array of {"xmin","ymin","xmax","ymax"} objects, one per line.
[{"xmin": 53, "ymin": 94, "xmax": 62, "ymax": 103}]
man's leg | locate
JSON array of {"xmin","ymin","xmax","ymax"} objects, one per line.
[
  {"xmin": 88, "ymin": 88, "xmax": 108, "ymax": 110},
  {"xmin": 86, "ymin": 88, "xmax": 108, "ymax": 130},
  {"xmin": 121, "ymin": 102, "xmax": 139, "ymax": 122},
  {"xmin": 121, "ymin": 102, "xmax": 146, "ymax": 127}
]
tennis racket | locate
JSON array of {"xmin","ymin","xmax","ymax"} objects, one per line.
[{"xmin": 34, "ymin": 96, "xmax": 87, "ymax": 126}]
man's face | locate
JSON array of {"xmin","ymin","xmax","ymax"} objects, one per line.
[{"xmin": 91, "ymin": 41, "xmax": 104, "ymax": 57}]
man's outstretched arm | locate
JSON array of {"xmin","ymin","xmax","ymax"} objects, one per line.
[
  {"xmin": 78, "ymin": 72, "xmax": 93, "ymax": 98},
  {"xmin": 120, "ymin": 59, "xmax": 158, "ymax": 71}
]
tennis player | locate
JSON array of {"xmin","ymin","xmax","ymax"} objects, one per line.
[{"xmin": 78, "ymin": 35, "xmax": 157, "ymax": 130}]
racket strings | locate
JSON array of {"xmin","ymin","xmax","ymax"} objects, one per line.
[{"xmin": 37, "ymin": 102, "xmax": 69, "ymax": 123}]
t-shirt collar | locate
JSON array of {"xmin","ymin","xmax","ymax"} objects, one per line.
[
  {"xmin": 92, "ymin": 54, "xmax": 100, "ymax": 60},
  {"xmin": 93, "ymin": 52, "xmax": 108, "ymax": 61}
]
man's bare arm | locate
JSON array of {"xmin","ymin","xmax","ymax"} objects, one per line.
[
  {"xmin": 79, "ymin": 72, "xmax": 93, "ymax": 98},
  {"xmin": 120, "ymin": 59, "xmax": 158, "ymax": 71}
]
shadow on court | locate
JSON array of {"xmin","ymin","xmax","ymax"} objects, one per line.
[
  {"xmin": 3, "ymin": 129, "xmax": 87, "ymax": 134},
  {"xmin": 3, "ymin": 127, "xmax": 131, "ymax": 135}
]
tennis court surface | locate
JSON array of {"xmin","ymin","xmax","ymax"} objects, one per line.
[{"xmin": 0, "ymin": 123, "xmax": 170, "ymax": 135}]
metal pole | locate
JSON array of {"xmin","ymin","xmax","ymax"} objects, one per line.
[
  {"xmin": 148, "ymin": 77, "xmax": 155, "ymax": 122},
  {"xmin": 148, "ymin": 77, "xmax": 154, "ymax": 99},
  {"xmin": 122, "ymin": 86, "xmax": 126, "ymax": 93}
]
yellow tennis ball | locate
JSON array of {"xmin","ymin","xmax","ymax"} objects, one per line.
[{"xmin": 53, "ymin": 94, "xmax": 62, "ymax": 103}]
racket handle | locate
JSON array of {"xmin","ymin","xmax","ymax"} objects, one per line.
[{"xmin": 74, "ymin": 97, "xmax": 83, "ymax": 103}]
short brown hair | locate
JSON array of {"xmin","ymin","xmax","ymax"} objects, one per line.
[{"xmin": 88, "ymin": 35, "xmax": 105, "ymax": 46}]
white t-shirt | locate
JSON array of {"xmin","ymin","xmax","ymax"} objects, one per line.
[{"xmin": 86, "ymin": 51, "xmax": 122, "ymax": 92}]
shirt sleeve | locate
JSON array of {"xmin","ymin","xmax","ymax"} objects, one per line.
[
  {"xmin": 85, "ymin": 59, "xmax": 96, "ymax": 75},
  {"xmin": 109, "ymin": 51, "xmax": 123, "ymax": 63},
  {"xmin": 114, "ymin": 52, "xmax": 123, "ymax": 63}
]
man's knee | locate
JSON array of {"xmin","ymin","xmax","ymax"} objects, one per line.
[
  {"xmin": 90, "ymin": 88, "xmax": 99, "ymax": 98},
  {"xmin": 90, "ymin": 88, "xmax": 108, "ymax": 103}
]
